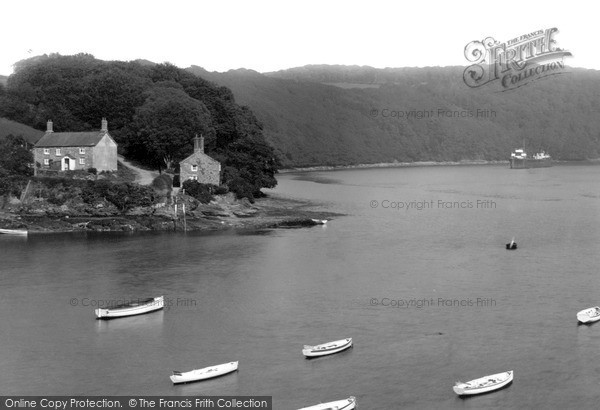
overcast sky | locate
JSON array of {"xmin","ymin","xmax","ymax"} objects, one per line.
[{"xmin": 1, "ymin": 0, "xmax": 594, "ymax": 76}]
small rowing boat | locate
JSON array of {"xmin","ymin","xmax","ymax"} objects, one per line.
[
  {"xmin": 0, "ymin": 228, "xmax": 28, "ymax": 236},
  {"xmin": 95, "ymin": 296, "xmax": 164, "ymax": 319},
  {"xmin": 577, "ymin": 306, "xmax": 600, "ymax": 324},
  {"xmin": 506, "ymin": 237, "xmax": 517, "ymax": 250},
  {"xmin": 302, "ymin": 338, "xmax": 352, "ymax": 358},
  {"xmin": 453, "ymin": 370, "xmax": 513, "ymax": 396},
  {"xmin": 170, "ymin": 361, "xmax": 238, "ymax": 384},
  {"xmin": 298, "ymin": 396, "xmax": 356, "ymax": 410}
]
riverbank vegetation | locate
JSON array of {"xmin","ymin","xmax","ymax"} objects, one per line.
[{"xmin": 0, "ymin": 53, "xmax": 280, "ymax": 201}]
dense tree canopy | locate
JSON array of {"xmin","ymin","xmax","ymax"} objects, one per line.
[
  {"xmin": 0, "ymin": 135, "xmax": 33, "ymax": 199},
  {"xmin": 195, "ymin": 65, "xmax": 600, "ymax": 166},
  {"xmin": 0, "ymin": 54, "xmax": 280, "ymax": 199},
  {"xmin": 123, "ymin": 85, "xmax": 215, "ymax": 172},
  {"xmin": 0, "ymin": 135, "xmax": 33, "ymax": 176}
]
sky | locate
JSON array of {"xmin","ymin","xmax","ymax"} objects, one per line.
[{"xmin": 0, "ymin": 0, "xmax": 596, "ymax": 76}]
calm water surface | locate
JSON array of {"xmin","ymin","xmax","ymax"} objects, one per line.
[{"xmin": 1, "ymin": 164, "xmax": 600, "ymax": 409}]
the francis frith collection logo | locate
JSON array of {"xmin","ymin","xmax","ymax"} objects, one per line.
[{"xmin": 463, "ymin": 28, "xmax": 572, "ymax": 90}]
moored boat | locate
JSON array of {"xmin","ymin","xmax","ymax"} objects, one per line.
[
  {"xmin": 506, "ymin": 238, "xmax": 517, "ymax": 250},
  {"xmin": 302, "ymin": 338, "xmax": 352, "ymax": 358},
  {"xmin": 170, "ymin": 361, "xmax": 238, "ymax": 384},
  {"xmin": 510, "ymin": 149, "xmax": 552, "ymax": 169},
  {"xmin": 95, "ymin": 296, "xmax": 164, "ymax": 319},
  {"xmin": 311, "ymin": 219, "xmax": 328, "ymax": 225},
  {"xmin": 0, "ymin": 228, "xmax": 28, "ymax": 236},
  {"xmin": 453, "ymin": 370, "xmax": 513, "ymax": 396},
  {"xmin": 298, "ymin": 396, "xmax": 356, "ymax": 410},
  {"xmin": 577, "ymin": 306, "xmax": 600, "ymax": 324}
]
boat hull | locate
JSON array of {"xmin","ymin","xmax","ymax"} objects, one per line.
[
  {"xmin": 453, "ymin": 371, "xmax": 513, "ymax": 396},
  {"xmin": 0, "ymin": 228, "xmax": 28, "ymax": 236},
  {"xmin": 298, "ymin": 396, "xmax": 356, "ymax": 410},
  {"xmin": 509, "ymin": 158, "xmax": 552, "ymax": 169},
  {"xmin": 95, "ymin": 296, "xmax": 164, "ymax": 319},
  {"xmin": 170, "ymin": 361, "xmax": 238, "ymax": 384},
  {"xmin": 577, "ymin": 307, "xmax": 600, "ymax": 324},
  {"xmin": 302, "ymin": 338, "xmax": 352, "ymax": 358}
]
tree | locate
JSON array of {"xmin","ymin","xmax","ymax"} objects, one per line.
[
  {"xmin": 0, "ymin": 134, "xmax": 33, "ymax": 176},
  {"xmin": 122, "ymin": 85, "xmax": 215, "ymax": 172},
  {"xmin": 1, "ymin": 56, "xmax": 282, "ymax": 199}
]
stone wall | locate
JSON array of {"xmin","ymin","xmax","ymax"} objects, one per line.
[{"xmin": 180, "ymin": 152, "xmax": 221, "ymax": 186}]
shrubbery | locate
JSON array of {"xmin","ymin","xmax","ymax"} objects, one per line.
[
  {"xmin": 21, "ymin": 177, "xmax": 156, "ymax": 213},
  {"xmin": 81, "ymin": 179, "xmax": 155, "ymax": 212},
  {"xmin": 181, "ymin": 180, "xmax": 216, "ymax": 204},
  {"xmin": 151, "ymin": 174, "xmax": 173, "ymax": 191}
]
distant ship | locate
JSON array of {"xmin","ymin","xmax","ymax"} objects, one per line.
[{"xmin": 509, "ymin": 149, "xmax": 552, "ymax": 169}]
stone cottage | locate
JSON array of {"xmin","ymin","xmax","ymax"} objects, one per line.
[
  {"xmin": 179, "ymin": 135, "xmax": 221, "ymax": 185},
  {"xmin": 33, "ymin": 119, "xmax": 118, "ymax": 173}
]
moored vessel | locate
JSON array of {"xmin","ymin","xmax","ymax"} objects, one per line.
[
  {"xmin": 577, "ymin": 306, "xmax": 600, "ymax": 324},
  {"xmin": 95, "ymin": 296, "xmax": 164, "ymax": 319},
  {"xmin": 170, "ymin": 361, "xmax": 238, "ymax": 384},
  {"xmin": 298, "ymin": 396, "xmax": 356, "ymax": 410},
  {"xmin": 302, "ymin": 338, "xmax": 353, "ymax": 358},
  {"xmin": 453, "ymin": 370, "xmax": 513, "ymax": 395},
  {"xmin": 510, "ymin": 149, "xmax": 552, "ymax": 169},
  {"xmin": 0, "ymin": 228, "xmax": 28, "ymax": 236}
]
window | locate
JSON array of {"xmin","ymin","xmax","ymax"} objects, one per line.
[
  {"xmin": 43, "ymin": 159, "xmax": 49, "ymax": 165},
  {"xmin": 79, "ymin": 158, "xmax": 85, "ymax": 165},
  {"xmin": 43, "ymin": 148, "xmax": 50, "ymax": 155},
  {"xmin": 79, "ymin": 148, "xmax": 85, "ymax": 154},
  {"xmin": 189, "ymin": 176, "xmax": 198, "ymax": 181},
  {"xmin": 55, "ymin": 148, "xmax": 61, "ymax": 156},
  {"xmin": 191, "ymin": 165, "xmax": 198, "ymax": 172}
]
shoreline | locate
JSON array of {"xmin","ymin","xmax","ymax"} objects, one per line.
[
  {"xmin": 0, "ymin": 194, "xmax": 340, "ymax": 234},
  {"xmin": 279, "ymin": 160, "xmax": 508, "ymax": 173},
  {"xmin": 279, "ymin": 158, "xmax": 600, "ymax": 173}
]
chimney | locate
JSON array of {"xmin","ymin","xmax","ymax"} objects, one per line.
[
  {"xmin": 47, "ymin": 120, "xmax": 53, "ymax": 133},
  {"xmin": 193, "ymin": 134, "xmax": 204, "ymax": 153},
  {"xmin": 101, "ymin": 118, "xmax": 108, "ymax": 132}
]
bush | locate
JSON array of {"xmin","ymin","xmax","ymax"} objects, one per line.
[
  {"xmin": 81, "ymin": 180, "xmax": 155, "ymax": 212},
  {"xmin": 0, "ymin": 168, "xmax": 29, "ymax": 198},
  {"xmin": 181, "ymin": 180, "xmax": 214, "ymax": 204},
  {"xmin": 214, "ymin": 185, "xmax": 229, "ymax": 195},
  {"xmin": 87, "ymin": 167, "xmax": 97, "ymax": 175},
  {"xmin": 227, "ymin": 176, "xmax": 256, "ymax": 203},
  {"xmin": 47, "ymin": 192, "xmax": 67, "ymax": 206},
  {"xmin": 151, "ymin": 174, "xmax": 173, "ymax": 191}
]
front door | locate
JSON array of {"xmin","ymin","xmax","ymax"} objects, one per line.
[{"xmin": 62, "ymin": 157, "xmax": 70, "ymax": 171}]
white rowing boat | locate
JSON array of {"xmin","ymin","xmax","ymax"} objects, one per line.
[
  {"xmin": 577, "ymin": 306, "xmax": 600, "ymax": 324},
  {"xmin": 311, "ymin": 219, "xmax": 328, "ymax": 225},
  {"xmin": 95, "ymin": 296, "xmax": 164, "ymax": 319},
  {"xmin": 453, "ymin": 370, "xmax": 513, "ymax": 395},
  {"xmin": 298, "ymin": 396, "xmax": 356, "ymax": 410},
  {"xmin": 302, "ymin": 338, "xmax": 352, "ymax": 358},
  {"xmin": 170, "ymin": 361, "xmax": 238, "ymax": 384},
  {"xmin": 0, "ymin": 228, "xmax": 28, "ymax": 236}
]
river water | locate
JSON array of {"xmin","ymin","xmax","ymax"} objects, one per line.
[{"xmin": 1, "ymin": 164, "xmax": 599, "ymax": 409}]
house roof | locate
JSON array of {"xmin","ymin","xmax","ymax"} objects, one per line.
[
  {"xmin": 34, "ymin": 131, "xmax": 109, "ymax": 147},
  {"xmin": 180, "ymin": 150, "xmax": 220, "ymax": 165}
]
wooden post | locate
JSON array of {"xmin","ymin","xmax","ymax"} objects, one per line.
[
  {"xmin": 174, "ymin": 202, "xmax": 178, "ymax": 231},
  {"xmin": 183, "ymin": 203, "xmax": 187, "ymax": 232}
]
